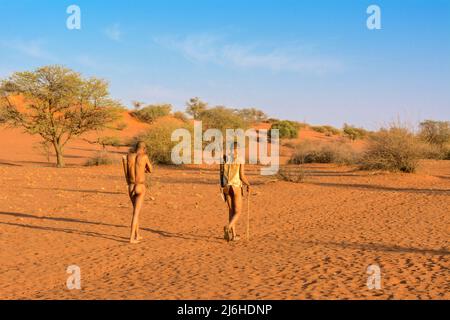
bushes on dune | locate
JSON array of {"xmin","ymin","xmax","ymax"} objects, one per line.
[
  {"xmin": 289, "ymin": 121, "xmax": 449, "ymax": 172},
  {"xmin": 132, "ymin": 104, "xmax": 172, "ymax": 123},
  {"xmin": 359, "ymin": 125, "xmax": 421, "ymax": 173},
  {"xmin": 236, "ymin": 108, "xmax": 268, "ymax": 124},
  {"xmin": 343, "ymin": 124, "xmax": 368, "ymax": 141},
  {"xmin": 270, "ymin": 120, "xmax": 300, "ymax": 139},
  {"xmin": 199, "ymin": 106, "xmax": 247, "ymax": 132},
  {"xmin": 185, "ymin": 98, "xmax": 253, "ymax": 131},
  {"xmin": 311, "ymin": 125, "xmax": 341, "ymax": 136},
  {"xmin": 173, "ymin": 111, "xmax": 188, "ymax": 122},
  {"xmin": 289, "ymin": 140, "xmax": 360, "ymax": 165}
]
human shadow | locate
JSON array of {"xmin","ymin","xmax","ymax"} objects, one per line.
[
  {"xmin": 155, "ymin": 176, "xmax": 267, "ymax": 186},
  {"xmin": 435, "ymin": 175, "xmax": 450, "ymax": 181},
  {"xmin": 305, "ymin": 181, "xmax": 450, "ymax": 195},
  {"xmin": 142, "ymin": 227, "xmax": 223, "ymax": 243},
  {"xmin": 0, "ymin": 160, "xmax": 22, "ymax": 167},
  {"xmin": 23, "ymin": 186, "xmax": 124, "ymax": 195},
  {"xmin": 303, "ymin": 239, "xmax": 450, "ymax": 256},
  {"xmin": 0, "ymin": 211, "xmax": 222, "ymax": 243},
  {"xmin": 302, "ymin": 170, "xmax": 365, "ymax": 177},
  {"xmin": 0, "ymin": 211, "xmax": 125, "ymax": 229},
  {"xmin": 0, "ymin": 220, "xmax": 127, "ymax": 243}
]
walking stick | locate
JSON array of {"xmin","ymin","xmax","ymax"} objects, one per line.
[
  {"xmin": 121, "ymin": 156, "xmax": 129, "ymax": 185},
  {"xmin": 246, "ymin": 189, "xmax": 250, "ymax": 241}
]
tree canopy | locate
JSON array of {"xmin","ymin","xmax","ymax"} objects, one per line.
[{"xmin": 0, "ymin": 65, "xmax": 122, "ymax": 167}]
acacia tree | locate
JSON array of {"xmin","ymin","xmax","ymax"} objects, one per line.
[
  {"xmin": 186, "ymin": 97, "xmax": 208, "ymax": 120},
  {"xmin": 0, "ymin": 65, "xmax": 121, "ymax": 167}
]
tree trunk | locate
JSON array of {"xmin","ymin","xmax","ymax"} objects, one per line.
[{"xmin": 53, "ymin": 141, "xmax": 65, "ymax": 168}]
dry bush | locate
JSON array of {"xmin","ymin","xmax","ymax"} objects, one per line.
[
  {"xmin": 419, "ymin": 120, "xmax": 450, "ymax": 146},
  {"xmin": 85, "ymin": 152, "xmax": 116, "ymax": 166},
  {"xmin": 418, "ymin": 142, "xmax": 450, "ymax": 160},
  {"xmin": 360, "ymin": 125, "xmax": 421, "ymax": 173},
  {"xmin": 290, "ymin": 140, "xmax": 360, "ymax": 165},
  {"xmin": 445, "ymin": 148, "xmax": 450, "ymax": 160},
  {"xmin": 277, "ymin": 166, "xmax": 305, "ymax": 183},
  {"xmin": 173, "ymin": 111, "xmax": 188, "ymax": 122}
]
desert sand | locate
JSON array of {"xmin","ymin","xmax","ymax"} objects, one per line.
[{"xmin": 0, "ymin": 120, "xmax": 449, "ymax": 300}]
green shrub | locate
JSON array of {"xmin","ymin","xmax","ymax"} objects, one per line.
[
  {"xmin": 360, "ymin": 126, "xmax": 421, "ymax": 173},
  {"xmin": 236, "ymin": 108, "xmax": 268, "ymax": 123},
  {"xmin": 270, "ymin": 120, "xmax": 299, "ymax": 139},
  {"xmin": 311, "ymin": 126, "xmax": 326, "ymax": 134},
  {"xmin": 343, "ymin": 124, "xmax": 368, "ymax": 141},
  {"xmin": 186, "ymin": 97, "xmax": 208, "ymax": 120},
  {"xmin": 132, "ymin": 122, "xmax": 193, "ymax": 165},
  {"xmin": 323, "ymin": 125, "xmax": 341, "ymax": 135},
  {"xmin": 132, "ymin": 104, "xmax": 172, "ymax": 123},
  {"xmin": 199, "ymin": 106, "xmax": 247, "ymax": 132},
  {"xmin": 290, "ymin": 140, "xmax": 359, "ymax": 165},
  {"xmin": 311, "ymin": 125, "xmax": 341, "ymax": 136}
]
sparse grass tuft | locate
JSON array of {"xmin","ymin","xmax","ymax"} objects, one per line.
[
  {"xmin": 277, "ymin": 166, "xmax": 305, "ymax": 183},
  {"xmin": 85, "ymin": 152, "xmax": 116, "ymax": 166}
]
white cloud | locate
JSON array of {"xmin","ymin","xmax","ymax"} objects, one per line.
[
  {"xmin": 104, "ymin": 24, "xmax": 122, "ymax": 41},
  {"xmin": 123, "ymin": 84, "xmax": 189, "ymax": 107},
  {"xmin": 1, "ymin": 39, "xmax": 54, "ymax": 60},
  {"xmin": 154, "ymin": 33, "xmax": 343, "ymax": 74}
]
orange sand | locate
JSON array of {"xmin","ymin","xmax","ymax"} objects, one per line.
[{"xmin": 0, "ymin": 120, "xmax": 449, "ymax": 300}]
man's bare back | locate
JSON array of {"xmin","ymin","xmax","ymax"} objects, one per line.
[{"xmin": 125, "ymin": 142, "xmax": 153, "ymax": 244}]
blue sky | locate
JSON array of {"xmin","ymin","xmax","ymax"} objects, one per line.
[{"xmin": 0, "ymin": 0, "xmax": 449, "ymax": 129}]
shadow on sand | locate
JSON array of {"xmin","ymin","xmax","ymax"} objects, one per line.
[
  {"xmin": 23, "ymin": 186, "xmax": 124, "ymax": 195},
  {"xmin": 305, "ymin": 181, "xmax": 450, "ymax": 195},
  {"xmin": 300, "ymin": 239, "xmax": 450, "ymax": 256},
  {"xmin": 0, "ymin": 211, "xmax": 222, "ymax": 243}
]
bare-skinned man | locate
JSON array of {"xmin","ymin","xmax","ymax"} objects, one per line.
[
  {"xmin": 124, "ymin": 141, "xmax": 153, "ymax": 244},
  {"xmin": 220, "ymin": 141, "xmax": 250, "ymax": 242}
]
